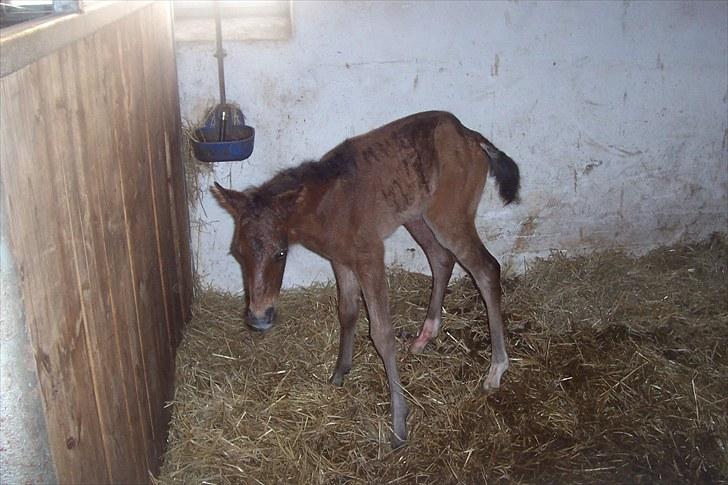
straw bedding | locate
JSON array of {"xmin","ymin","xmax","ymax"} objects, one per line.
[{"xmin": 157, "ymin": 236, "xmax": 727, "ymax": 484}]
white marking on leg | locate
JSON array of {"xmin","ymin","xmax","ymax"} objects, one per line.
[
  {"xmin": 410, "ymin": 317, "xmax": 441, "ymax": 353},
  {"xmin": 483, "ymin": 359, "xmax": 509, "ymax": 390}
]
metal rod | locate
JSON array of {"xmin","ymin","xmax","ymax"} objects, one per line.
[
  {"xmin": 214, "ymin": 0, "xmax": 226, "ymax": 141},
  {"xmin": 214, "ymin": 0, "xmax": 226, "ymax": 106}
]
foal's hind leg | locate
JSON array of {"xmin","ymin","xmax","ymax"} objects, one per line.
[
  {"xmin": 425, "ymin": 219, "xmax": 509, "ymax": 390},
  {"xmin": 405, "ymin": 218, "xmax": 456, "ymax": 353},
  {"xmin": 330, "ymin": 262, "xmax": 361, "ymax": 386}
]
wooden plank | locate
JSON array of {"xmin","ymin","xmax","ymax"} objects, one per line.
[
  {"xmin": 41, "ymin": 48, "xmax": 145, "ymax": 483},
  {"xmin": 0, "ymin": 3, "xmax": 191, "ymax": 480},
  {"xmin": 139, "ymin": 2, "xmax": 180, "ymax": 368},
  {"xmin": 86, "ymin": 15, "xmax": 164, "ymax": 470},
  {"xmin": 0, "ymin": 66, "xmax": 109, "ymax": 483},
  {"xmin": 134, "ymin": 7, "xmax": 184, "ymax": 459},
  {"xmin": 112, "ymin": 10, "xmax": 172, "ymax": 464},
  {"xmin": 0, "ymin": 1, "xmax": 152, "ymax": 77},
  {"xmin": 61, "ymin": 31, "xmax": 154, "ymax": 480},
  {"xmin": 159, "ymin": 2, "xmax": 194, "ymax": 331},
  {"xmin": 158, "ymin": 1, "xmax": 194, "ymax": 339},
  {"xmin": 152, "ymin": 0, "xmax": 192, "ymax": 349},
  {"xmin": 161, "ymin": 0, "xmax": 191, "ymax": 348}
]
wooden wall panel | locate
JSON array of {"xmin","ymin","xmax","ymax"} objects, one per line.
[
  {"xmin": 159, "ymin": 3, "xmax": 194, "ymax": 338},
  {"xmin": 113, "ymin": 12, "xmax": 170, "ymax": 464},
  {"xmin": 0, "ymin": 60, "xmax": 111, "ymax": 485},
  {"xmin": 85, "ymin": 21, "xmax": 158, "ymax": 471},
  {"xmin": 0, "ymin": 2, "xmax": 192, "ymax": 482},
  {"xmin": 45, "ymin": 48, "xmax": 144, "ymax": 482},
  {"xmin": 69, "ymin": 30, "xmax": 155, "ymax": 479}
]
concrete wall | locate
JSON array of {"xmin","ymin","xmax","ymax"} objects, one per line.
[
  {"xmin": 0, "ymin": 220, "xmax": 56, "ymax": 484},
  {"xmin": 176, "ymin": 0, "xmax": 728, "ymax": 292}
]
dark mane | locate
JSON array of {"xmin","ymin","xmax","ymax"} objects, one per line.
[{"xmin": 247, "ymin": 141, "xmax": 355, "ymax": 208}]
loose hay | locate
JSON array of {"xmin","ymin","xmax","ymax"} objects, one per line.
[{"xmin": 157, "ymin": 236, "xmax": 728, "ymax": 484}]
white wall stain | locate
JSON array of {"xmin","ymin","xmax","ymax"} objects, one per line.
[
  {"xmin": 491, "ymin": 54, "xmax": 500, "ymax": 77},
  {"xmin": 175, "ymin": 1, "xmax": 728, "ymax": 291}
]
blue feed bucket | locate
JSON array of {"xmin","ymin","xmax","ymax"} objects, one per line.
[{"xmin": 191, "ymin": 104, "xmax": 255, "ymax": 163}]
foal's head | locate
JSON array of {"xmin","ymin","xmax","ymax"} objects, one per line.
[{"xmin": 211, "ymin": 182, "xmax": 302, "ymax": 331}]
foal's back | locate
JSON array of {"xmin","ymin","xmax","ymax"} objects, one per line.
[{"xmin": 322, "ymin": 111, "xmax": 489, "ymax": 237}]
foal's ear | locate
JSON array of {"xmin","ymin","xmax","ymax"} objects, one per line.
[
  {"xmin": 275, "ymin": 185, "xmax": 306, "ymax": 212},
  {"xmin": 211, "ymin": 182, "xmax": 249, "ymax": 216}
]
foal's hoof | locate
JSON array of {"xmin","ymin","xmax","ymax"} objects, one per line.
[
  {"xmin": 409, "ymin": 338, "xmax": 428, "ymax": 354},
  {"xmin": 409, "ymin": 332, "xmax": 435, "ymax": 354},
  {"xmin": 390, "ymin": 433, "xmax": 407, "ymax": 450},
  {"xmin": 329, "ymin": 373, "xmax": 345, "ymax": 387},
  {"xmin": 329, "ymin": 367, "xmax": 350, "ymax": 387},
  {"xmin": 482, "ymin": 361, "xmax": 509, "ymax": 391}
]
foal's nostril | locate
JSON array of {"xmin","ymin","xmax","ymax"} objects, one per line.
[
  {"xmin": 264, "ymin": 307, "xmax": 275, "ymax": 322},
  {"xmin": 246, "ymin": 307, "xmax": 275, "ymax": 331}
]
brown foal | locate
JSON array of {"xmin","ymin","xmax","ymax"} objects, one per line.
[{"xmin": 212, "ymin": 110, "xmax": 521, "ymax": 448}]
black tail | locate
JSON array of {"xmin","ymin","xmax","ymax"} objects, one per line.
[{"xmin": 478, "ymin": 136, "xmax": 520, "ymax": 205}]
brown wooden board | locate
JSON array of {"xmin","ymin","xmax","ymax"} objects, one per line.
[
  {"xmin": 47, "ymin": 47, "xmax": 148, "ymax": 482},
  {"xmin": 159, "ymin": 3, "xmax": 194, "ymax": 333},
  {"xmin": 65, "ymin": 32, "xmax": 155, "ymax": 479},
  {"xmin": 0, "ymin": 2, "xmax": 191, "ymax": 482},
  {"xmin": 0, "ymin": 64, "xmax": 110, "ymax": 483},
  {"xmin": 112, "ymin": 11, "xmax": 172, "ymax": 468},
  {"xmin": 140, "ymin": 4, "xmax": 181, "ymax": 364}
]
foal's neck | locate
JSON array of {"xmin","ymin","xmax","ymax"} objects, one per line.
[{"xmin": 283, "ymin": 178, "xmax": 334, "ymax": 245}]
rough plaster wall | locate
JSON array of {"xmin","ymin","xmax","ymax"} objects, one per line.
[
  {"xmin": 0, "ymin": 223, "xmax": 56, "ymax": 484},
  {"xmin": 176, "ymin": 1, "xmax": 728, "ymax": 292}
]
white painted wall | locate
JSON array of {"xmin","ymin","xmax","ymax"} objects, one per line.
[{"xmin": 176, "ymin": 0, "xmax": 728, "ymax": 293}]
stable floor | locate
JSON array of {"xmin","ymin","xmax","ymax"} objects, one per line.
[{"xmin": 158, "ymin": 237, "xmax": 727, "ymax": 484}]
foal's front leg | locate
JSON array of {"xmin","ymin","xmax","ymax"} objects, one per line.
[
  {"xmin": 355, "ymin": 249, "xmax": 409, "ymax": 448},
  {"xmin": 330, "ymin": 262, "xmax": 360, "ymax": 386}
]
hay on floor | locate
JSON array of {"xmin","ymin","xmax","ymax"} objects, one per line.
[{"xmin": 157, "ymin": 236, "xmax": 728, "ymax": 484}]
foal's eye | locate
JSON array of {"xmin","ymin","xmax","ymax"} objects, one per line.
[{"xmin": 274, "ymin": 249, "xmax": 287, "ymax": 261}]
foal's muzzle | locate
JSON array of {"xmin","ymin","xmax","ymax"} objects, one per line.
[{"xmin": 246, "ymin": 307, "xmax": 275, "ymax": 331}]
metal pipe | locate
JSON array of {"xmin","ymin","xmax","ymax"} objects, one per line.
[{"xmin": 214, "ymin": 0, "xmax": 226, "ymax": 106}]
